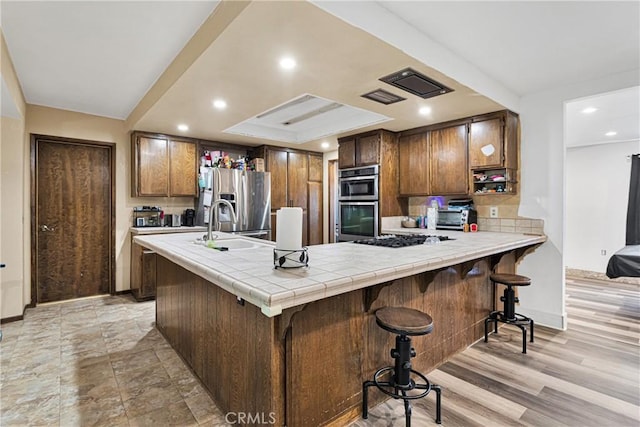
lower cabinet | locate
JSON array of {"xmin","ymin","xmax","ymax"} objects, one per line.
[{"xmin": 130, "ymin": 241, "xmax": 157, "ymax": 301}]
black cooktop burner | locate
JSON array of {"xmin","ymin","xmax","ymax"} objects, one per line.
[{"xmin": 352, "ymin": 234, "xmax": 454, "ymax": 248}]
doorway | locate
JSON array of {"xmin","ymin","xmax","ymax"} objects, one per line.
[{"xmin": 31, "ymin": 135, "xmax": 115, "ymax": 304}]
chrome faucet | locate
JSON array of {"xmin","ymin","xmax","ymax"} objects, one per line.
[{"xmin": 206, "ymin": 199, "xmax": 238, "ymax": 241}]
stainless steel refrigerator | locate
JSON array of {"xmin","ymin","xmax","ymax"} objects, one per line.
[{"xmin": 196, "ymin": 168, "xmax": 271, "ymax": 239}]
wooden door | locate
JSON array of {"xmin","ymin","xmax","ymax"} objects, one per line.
[
  {"xmin": 328, "ymin": 160, "xmax": 337, "ymax": 243},
  {"xmin": 308, "ymin": 154, "xmax": 323, "ymax": 182},
  {"xmin": 287, "ymin": 152, "xmax": 308, "ymax": 208},
  {"xmin": 399, "ymin": 132, "xmax": 430, "ymax": 195},
  {"xmin": 338, "ymin": 138, "xmax": 356, "ymax": 169},
  {"xmin": 469, "ymin": 118, "xmax": 503, "ymax": 168},
  {"xmin": 33, "ymin": 136, "xmax": 114, "ymax": 303},
  {"xmin": 430, "ymin": 124, "xmax": 469, "ymax": 195},
  {"xmin": 267, "ymin": 149, "xmax": 288, "ymax": 209},
  {"xmin": 307, "ymin": 181, "xmax": 322, "ymax": 245},
  {"xmin": 168, "ymin": 139, "xmax": 197, "ymax": 196},
  {"xmin": 356, "ymin": 134, "xmax": 379, "ymax": 166},
  {"xmin": 136, "ymin": 136, "xmax": 169, "ymax": 196}
]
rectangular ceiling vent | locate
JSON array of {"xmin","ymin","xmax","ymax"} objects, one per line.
[
  {"xmin": 380, "ymin": 67, "xmax": 453, "ymax": 99},
  {"xmin": 361, "ymin": 88, "xmax": 406, "ymax": 105}
]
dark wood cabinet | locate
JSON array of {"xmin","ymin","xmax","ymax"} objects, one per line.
[
  {"xmin": 131, "ymin": 132, "xmax": 197, "ymax": 197},
  {"xmin": 398, "ymin": 132, "xmax": 430, "ymax": 196},
  {"xmin": 337, "ymin": 138, "xmax": 356, "ymax": 169},
  {"xmin": 469, "ymin": 111, "xmax": 518, "ymax": 170},
  {"xmin": 430, "ymin": 124, "xmax": 469, "ymax": 195},
  {"xmin": 130, "ymin": 241, "xmax": 156, "ymax": 301},
  {"xmin": 255, "ymin": 147, "xmax": 323, "ymax": 246},
  {"xmin": 356, "ymin": 134, "xmax": 380, "ymax": 166},
  {"xmin": 338, "ymin": 133, "xmax": 380, "ymax": 169}
]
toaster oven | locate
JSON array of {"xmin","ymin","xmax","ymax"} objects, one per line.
[{"xmin": 436, "ymin": 209, "xmax": 477, "ymax": 230}]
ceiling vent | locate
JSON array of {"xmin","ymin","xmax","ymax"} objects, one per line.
[
  {"xmin": 361, "ymin": 88, "xmax": 406, "ymax": 105},
  {"xmin": 380, "ymin": 67, "xmax": 453, "ymax": 99}
]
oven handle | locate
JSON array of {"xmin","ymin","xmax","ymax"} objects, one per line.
[{"xmin": 340, "ymin": 175, "xmax": 377, "ymax": 182}]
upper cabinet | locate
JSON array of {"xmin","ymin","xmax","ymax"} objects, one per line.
[
  {"xmin": 398, "ymin": 132, "xmax": 430, "ymax": 196},
  {"xmin": 469, "ymin": 111, "xmax": 518, "ymax": 170},
  {"xmin": 131, "ymin": 132, "xmax": 197, "ymax": 197},
  {"xmin": 430, "ymin": 124, "xmax": 469, "ymax": 195},
  {"xmin": 338, "ymin": 132, "xmax": 380, "ymax": 169},
  {"xmin": 469, "ymin": 111, "xmax": 519, "ymax": 195},
  {"xmin": 254, "ymin": 146, "xmax": 323, "ymax": 246}
]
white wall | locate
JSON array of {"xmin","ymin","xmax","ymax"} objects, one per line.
[
  {"xmin": 517, "ymin": 70, "xmax": 640, "ymax": 329},
  {"xmin": 565, "ymin": 141, "xmax": 638, "ymax": 272},
  {"xmin": 322, "ymin": 149, "xmax": 338, "ymax": 243}
]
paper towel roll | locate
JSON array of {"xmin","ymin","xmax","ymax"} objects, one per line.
[
  {"xmin": 427, "ymin": 207, "xmax": 438, "ymax": 230},
  {"xmin": 276, "ymin": 207, "xmax": 303, "ymax": 250}
]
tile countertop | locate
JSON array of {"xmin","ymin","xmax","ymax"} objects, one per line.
[
  {"xmin": 130, "ymin": 226, "xmax": 207, "ymax": 235},
  {"xmin": 133, "ymin": 231, "xmax": 546, "ymax": 318}
]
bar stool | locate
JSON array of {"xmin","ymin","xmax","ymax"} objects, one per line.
[
  {"xmin": 363, "ymin": 307, "xmax": 442, "ymax": 426},
  {"xmin": 484, "ymin": 273, "xmax": 535, "ymax": 353}
]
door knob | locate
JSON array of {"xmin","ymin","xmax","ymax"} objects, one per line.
[{"xmin": 40, "ymin": 225, "xmax": 55, "ymax": 232}]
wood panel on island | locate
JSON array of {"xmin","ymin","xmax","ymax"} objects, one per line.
[
  {"xmin": 254, "ymin": 145, "xmax": 323, "ymax": 246},
  {"xmin": 130, "ymin": 131, "xmax": 198, "ymax": 197}
]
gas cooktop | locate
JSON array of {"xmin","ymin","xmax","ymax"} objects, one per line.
[{"xmin": 352, "ymin": 234, "xmax": 454, "ymax": 248}]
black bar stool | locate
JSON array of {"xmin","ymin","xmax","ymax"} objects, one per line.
[
  {"xmin": 484, "ymin": 273, "xmax": 535, "ymax": 353},
  {"xmin": 363, "ymin": 307, "xmax": 442, "ymax": 426}
]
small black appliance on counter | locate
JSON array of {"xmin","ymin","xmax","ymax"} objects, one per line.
[{"xmin": 183, "ymin": 209, "xmax": 196, "ymax": 227}]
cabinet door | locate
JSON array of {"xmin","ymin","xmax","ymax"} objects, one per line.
[
  {"xmin": 469, "ymin": 118, "xmax": 503, "ymax": 168},
  {"xmin": 398, "ymin": 133, "xmax": 429, "ymax": 195},
  {"xmin": 169, "ymin": 140, "xmax": 197, "ymax": 196},
  {"xmin": 338, "ymin": 138, "xmax": 356, "ymax": 169},
  {"xmin": 137, "ymin": 137, "xmax": 169, "ymax": 196},
  {"xmin": 288, "ymin": 152, "xmax": 308, "ymax": 209},
  {"xmin": 356, "ymin": 134, "xmax": 380, "ymax": 166},
  {"xmin": 308, "ymin": 181, "xmax": 322, "ymax": 245},
  {"xmin": 140, "ymin": 249, "xmax": 157, "ymax": 299},
  {"xmin": 268, "ymin": 149, "xmax": 289, "ymax": 209},
  {"xmin": 308, "ymin": 154, "xmax": 323, "ymax": 182},
  {"xmin": 430, "ymin": 124, "xmax": 468, "ymax": 195}
]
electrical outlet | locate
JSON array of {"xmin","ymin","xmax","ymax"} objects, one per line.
[
  {"xmin": 489, "ymin": 206, "xmax": 499, "ymax": 218},
  {"xmin": 601, "ymin": 249, "xmax": 607, "ymax": 256}
]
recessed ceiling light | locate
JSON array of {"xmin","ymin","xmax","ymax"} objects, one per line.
[
  {"xmin": 321, "ymin": 142, "xmax": 330, "ymax": 149},
  {"xmin": 177, "ymin": 124, "xmax": 189, "ymax": 131},
  {"xmin": 605, "ymin": 131, "xmax": 617, "ymax": 136},
  {"xmin": 419, "ymin": 106, "xmax": 432, "ymax": 116},
  {"xmin": 581, "ymin": 107, "xmax": 598, "ymax": 114},
  {"xmin": 213, "ymin": 99, "xmax": 227, "ymax": 110},
  {"xmin": 279, "ymin": 57, "xmax": 296, "ymax": 70}
]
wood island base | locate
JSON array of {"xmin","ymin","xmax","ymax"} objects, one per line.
[{"xmin": 155, "ymin": 251, "xmax": 522, "ymax": 426}]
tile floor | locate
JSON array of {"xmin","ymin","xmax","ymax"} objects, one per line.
[{"xmin": 0, "ymin": 295, "xmax": 227, "ymax": 426}]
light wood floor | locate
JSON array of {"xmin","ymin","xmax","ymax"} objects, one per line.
[{"xmin": 354, "ymin": 277, "xmax": 640, "ymax": 426}]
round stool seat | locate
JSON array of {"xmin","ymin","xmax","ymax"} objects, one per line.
[
  {"xmin": 490, "ymin": 273, "xmax": 531, "ymax": 287},
  {"xmin": 375, "ymin": 307, "xmax": 433, "ymax": 336}
]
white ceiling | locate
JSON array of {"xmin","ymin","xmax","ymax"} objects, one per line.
[
  {"xmin": 566, "ymin": 86, "xmax": 640, "ymax": 148},
  {"xmin": 1, "ymin": 1, "xmax": 638, "ymax": 151}
]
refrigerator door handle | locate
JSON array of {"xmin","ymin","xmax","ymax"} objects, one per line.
[{"xmin": 241, "ymin": 171, "xmax": 248, "ymax": 229}]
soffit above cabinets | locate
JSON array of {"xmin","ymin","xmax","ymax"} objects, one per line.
[{"xmin": 224, "ymin": 94, "xmax": 392, "ymax": 144}]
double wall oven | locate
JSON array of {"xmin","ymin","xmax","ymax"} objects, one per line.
[{"xmin": 338, "ymin": 165, "xmax": 379, "ymax": 241}]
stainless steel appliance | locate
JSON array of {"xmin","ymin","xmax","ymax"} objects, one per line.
[
  {"xmin": 196, "ymin": 168, "xmax": 271, "ymax": 239},
  {"xmin": 338, "ymin": 201, "xmax": 378, "ymax": 241},
  {"xmin": 338, "ymin": 165, "xmax": 379, "ymax": 200},
  {"xmin": 436, "ymin": 209, "xmax": 477, "ymax": 230}
]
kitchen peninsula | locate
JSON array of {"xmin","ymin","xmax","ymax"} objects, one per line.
[{"xmin": 134, "ymin": 231, "xmax": 546, "ymax": 426}]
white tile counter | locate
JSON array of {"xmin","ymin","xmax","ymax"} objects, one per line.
[
  {"xmin": 130, "ymin": 226, "xmax": 207, "ymax": 235},
  {"xmin": 134, "ymin": 231, "xmax": 546, "ymax": 318}
]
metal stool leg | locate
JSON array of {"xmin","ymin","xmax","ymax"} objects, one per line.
[
  {"xmin": 362, "ymin": 380, "xmax": 374, "ymax": 419},
  {"xmin": 401, "ymin": 389, "xmax": 411, "ymax": 427},
  {"xmin": 433, "ymin": 384, "xmax": 442, "ymax": 424},
  {"xmin": 530, "ymin": 318, "xmax": 535, "ymax": 342}
]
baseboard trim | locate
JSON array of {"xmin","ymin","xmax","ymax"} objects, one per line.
[
  {"xmin": 517, "ymin": 307, "xmax": 566, "ymax": 331},
  {"xmin": 114, "ymin": 290, "xmax": 132, "ymax": 296},
  {"xmin": 1, "ymin": 314, "xmax": 24, "ymax": 324}
]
